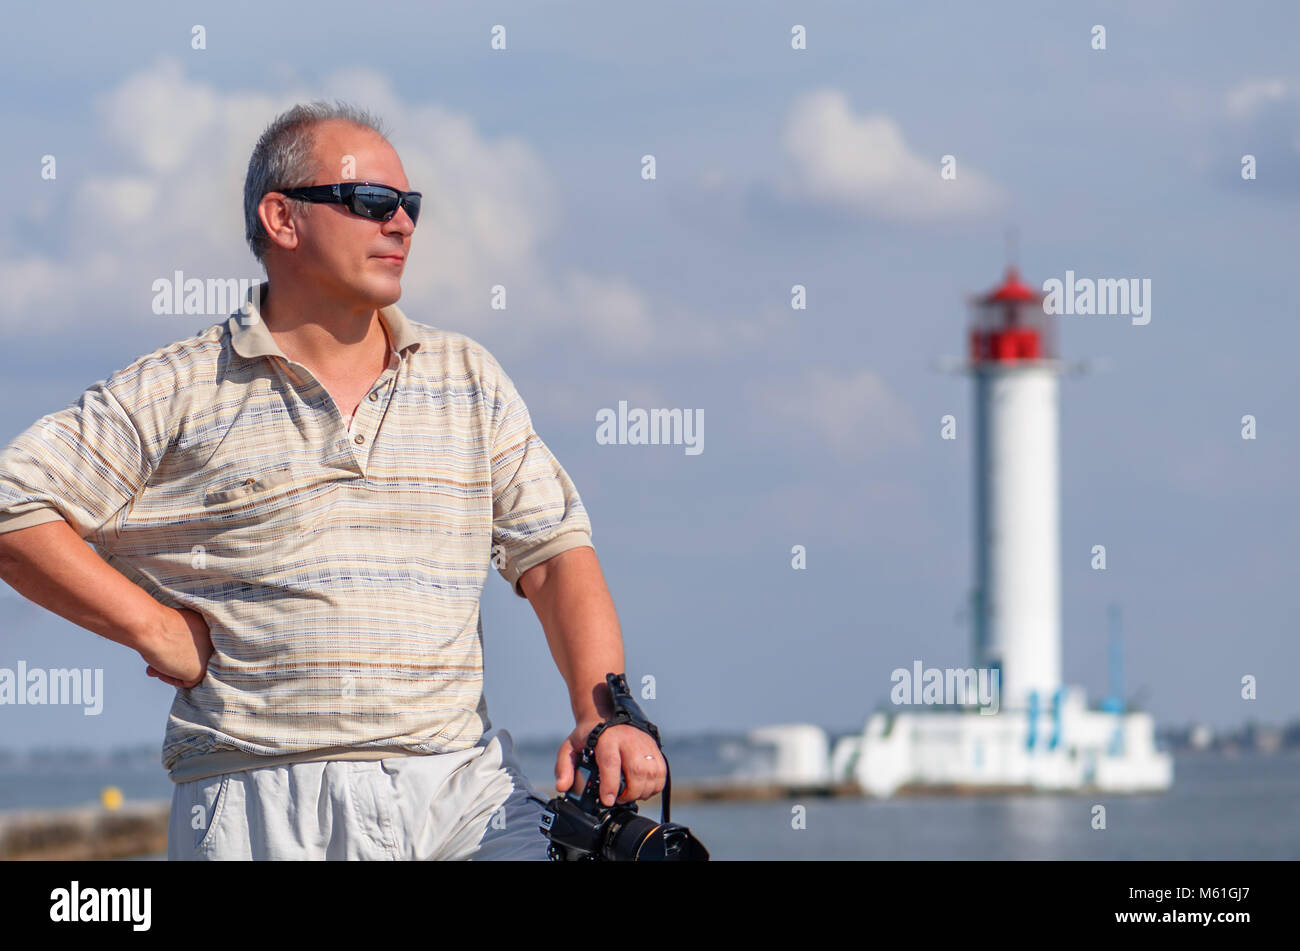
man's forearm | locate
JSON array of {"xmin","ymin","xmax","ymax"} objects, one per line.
[
  {"xmin": 519, "ymin": 545, "xmax": 624, "ymax": 725},
  {"xmin": 0, "ymin": 518, "xmax": 174, "ymax": 654}
]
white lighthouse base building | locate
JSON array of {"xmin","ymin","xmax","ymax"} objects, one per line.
[{"xmin": 829, "ymin": 685, "xmax": 1172, "ymax": 798}]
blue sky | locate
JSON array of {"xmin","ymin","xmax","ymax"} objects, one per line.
[{"xmin": 1, "ymin": 1, "xmax": 1297, "ymax": 755}]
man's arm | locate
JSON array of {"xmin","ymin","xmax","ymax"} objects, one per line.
[
  {"xmin": 0, "ymin": 520, "xmax": 211, "ymax": 686},
  {"xmin": 0, "ymin": 358, "xmax": 210, "ymax": 685},
  {"xmin": 519, "ymin": 545, "xmax": 622, "ymax": 722},
  {"xmin": 478, "ymin": 351, "xmax": 658, "ymax": 802},
  {"xmin": 521, "ymin": 545, "xmax": 666, "ymax": 806}
]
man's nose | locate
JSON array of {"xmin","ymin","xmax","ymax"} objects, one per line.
[{"xmin": 385, "ymin": 206, "xmax": 416, "ymax": 234}]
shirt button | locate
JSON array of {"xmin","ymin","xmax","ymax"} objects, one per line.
[
  {"xmin": 369, "ymin": 391, "xmax": 378, "ymax": 401},
  {"xmin": 354, "ymin": 434, "xmax": 365, "ymax": 444}
]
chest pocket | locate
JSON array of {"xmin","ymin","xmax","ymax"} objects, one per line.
[
  {"xmin": 197, "ymin": 465, "xmax": 304, "ymax": 537},
  {"xmin": 199, "ymin": 467, "xmax": 307, "ymax": 544},
  {"xmin": 203, "ymin": 467, "xmax": 297, "ymax": 506}
]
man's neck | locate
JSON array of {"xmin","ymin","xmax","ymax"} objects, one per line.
[{"xmin": 259, "ymin": 279, "xmax": 391, "ymax": 378}]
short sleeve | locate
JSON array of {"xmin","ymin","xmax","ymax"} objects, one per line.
[
  {"xmin": 0, "ymin": 377, "xmax": 157, "ymax": 544},
  {"xmin": 488, "ymin": 363, "xmax": 594, "ymax": 598}
]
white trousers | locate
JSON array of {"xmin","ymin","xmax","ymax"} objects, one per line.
[{"xmin": 166, "ymin": 727, "xmax": 552, "ymax": 860}]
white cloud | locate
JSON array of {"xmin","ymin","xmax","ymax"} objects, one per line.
[
  {"xmin": 81, "ymin": 178, "xmax": 159, "ymax": 224},
  {"xmin": 2, "ymin": 57, "xmax": 752, "ymax": 363},
  {"xmin": 550, "ymin": 270, "xmax": 659, "ymax": 354},
  {"xmin": 97, "ymin": 59, "xmax": 222, "ymax": 174},
  {"xmin": 778, "ymin": 88, "xmax": 1004, "ymax": 222},
  {"xmin": 746, "ymin": 366, "xmax": 919, "ymax": 459},
  {"xmin": 1225, "ymin": 78, "xmax": 1295, "ymax": 119},
  {"xmin": 1214, "ymin": 77, "xmax": 1300, "ymax": 191}
]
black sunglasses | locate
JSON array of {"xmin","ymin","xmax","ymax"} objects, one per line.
[{"xmin": 277, "ymin": 181, "xmax": 422, "ymax": 226}]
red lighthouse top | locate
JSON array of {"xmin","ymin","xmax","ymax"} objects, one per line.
[
  {"xmin": 969, "ymin": 266, "xmax": 1053, "ymax": 364},
  {"xmin": 980, "ymin": 266, "xmax": 1041, "ymax": 305}
]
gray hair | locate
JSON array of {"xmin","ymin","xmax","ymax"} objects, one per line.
[{"xmin": 243, "ymin": 100, "xmax": 392, "ymax": 265}]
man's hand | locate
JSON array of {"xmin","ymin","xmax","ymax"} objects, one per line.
[
  {"xmin": 555, "ymin": 718, "xmax": 666, "ymax": 807},
  {"xmin": 140, "ymin": 606, "xmax": 212, "ymax": 689}
]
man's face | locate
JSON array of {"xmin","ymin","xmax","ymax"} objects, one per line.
[{"xmin": 274, "ymin": 119, "xmax": 415, "ymax": 306}]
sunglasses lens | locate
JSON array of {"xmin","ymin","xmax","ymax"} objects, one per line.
[
  {"xmin": 353, "ymin": 185, "xmax": 419, "ymax": 225},
  {"xmin": 351, "ymin": 185, "xmax": 398, "ymax": 221}
]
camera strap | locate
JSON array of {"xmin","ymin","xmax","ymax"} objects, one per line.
[
  {"xmin": 582, "ymin": 709, "xmax": 660, "ymax": 756},
  {"xmin": 579, "ymin": 674, "xmax": 674, "ymax": 822}
]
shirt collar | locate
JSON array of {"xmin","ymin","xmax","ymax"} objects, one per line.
[{"xmin": 227, "ymin": 281, "xmax": 421, "ymax": 361}]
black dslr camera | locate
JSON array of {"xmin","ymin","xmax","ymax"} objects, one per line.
[{"xmin": 539, "ymin": 673, "xmax": 709, "ymax": 861}]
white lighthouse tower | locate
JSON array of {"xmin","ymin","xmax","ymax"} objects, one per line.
[
  {"xmin": 828, "ymin": 263, "xmax": 1174, "ymax": 798},
  {"xmin": 969, "ymin": 267, "xmax": 1061, "ymax": 712}
]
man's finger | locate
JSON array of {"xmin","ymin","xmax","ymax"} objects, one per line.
[
  {"xmin": 643, "ymin": 748, "xmax": 666, "ymax": 796},
  {"xmin": 648, "ymin": 759, "xmax": 667, "ymax": 796},
  {"xmin": 619, "ymin": 748, "xmax": 650, "ymax": 803},
  {"xmin": 153, "ymin": 670, "xmax": 187, "ymax": 688},
  {"xmin": 595, "ymin": 741, "xmax": 623, "ymax": 806},
  {"xmin": 621, "ymin": 741, "xmax": 665, "ymax": 802}
]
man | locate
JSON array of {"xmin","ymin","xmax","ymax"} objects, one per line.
[{"xmin": 0, "ymin": 101, "xmax": 664, "ymax": 859}]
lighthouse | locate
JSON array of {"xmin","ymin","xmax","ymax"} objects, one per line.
[
  {"xmin": 826, "ymin": 261, "xmax": 1173, "ymax": 797},
  {"xmin": 968, "ymin": 267, "xmax": 1062, "ymax": 712}
]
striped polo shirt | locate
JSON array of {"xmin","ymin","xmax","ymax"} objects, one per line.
[{"xmin": 0, "ymin": 282, "xmax": 594, "ymax": 782}]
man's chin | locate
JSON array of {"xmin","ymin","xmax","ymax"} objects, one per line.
[{"xmin": 357, "ymin": 272, "xmax": 403, "ymax": 308}]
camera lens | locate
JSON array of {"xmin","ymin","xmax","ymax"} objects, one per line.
[{"xmin": 601, "ymin": 813, "xmax": 662, "ymax": 861}]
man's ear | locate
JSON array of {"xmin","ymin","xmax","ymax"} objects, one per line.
[{"xmin": 258, "ymin": 193, "xmax": 301, "ymax": 253}]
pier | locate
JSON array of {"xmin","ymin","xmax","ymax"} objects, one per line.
[{"xmin": 0, "ymin": 799, "xmax": 169, "ymax": 860}]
